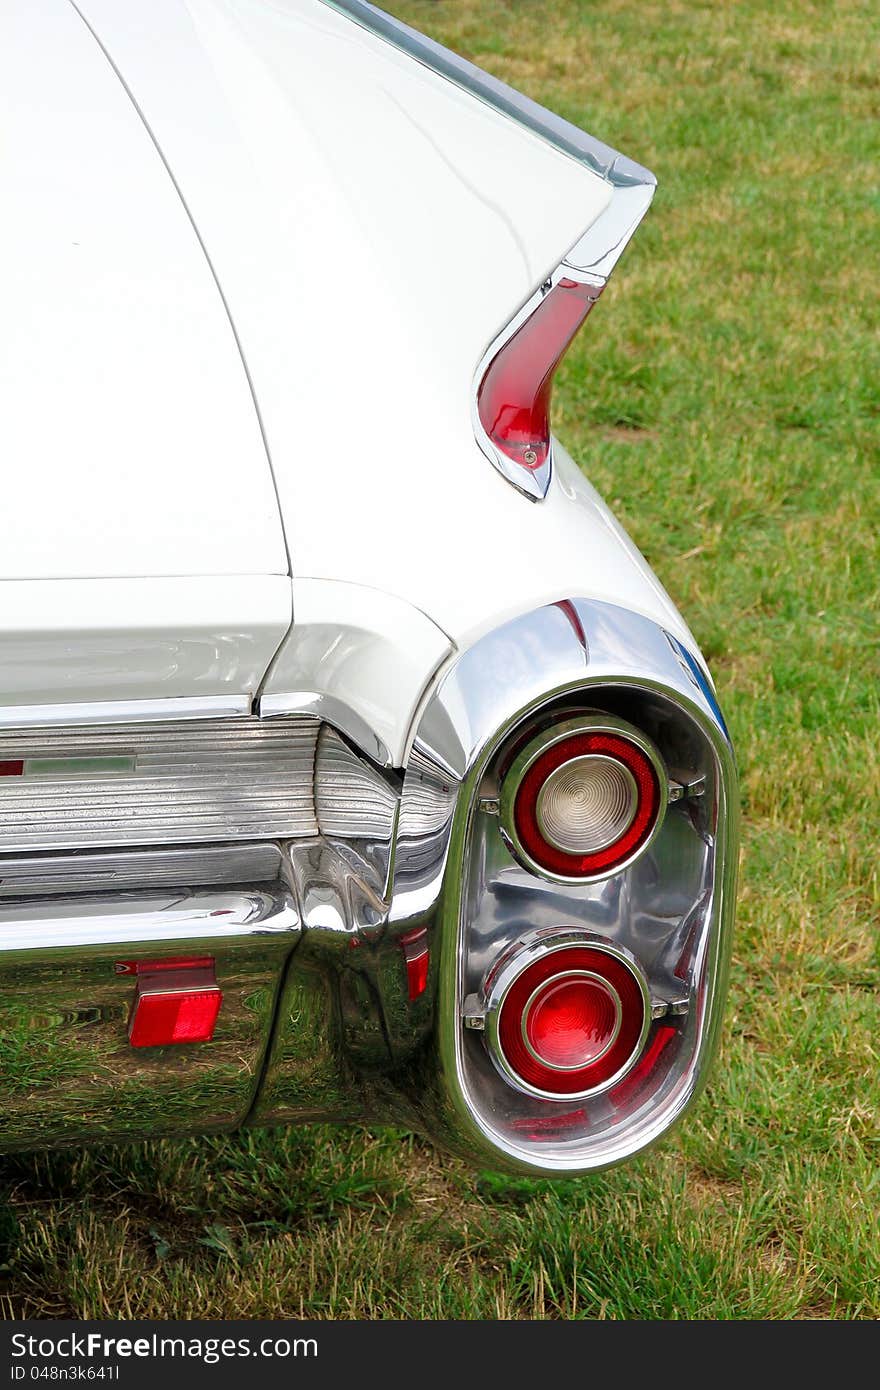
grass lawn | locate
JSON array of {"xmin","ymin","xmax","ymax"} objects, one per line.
[{"xmin": 1, "ymin": 0, "xmax": 877, "ymax": 1318}]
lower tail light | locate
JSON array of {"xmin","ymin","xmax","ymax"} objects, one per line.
[
  {"xmin": 499, "ymin": 714, "xmax": 667, "ymax": 882},
  {"xmin": 484, "ymin": 936, "xmax": 650, "ymax": 1099},
  {"xmin": 476, "ymin": 277, "xmax": 602, "ymax": 497}
]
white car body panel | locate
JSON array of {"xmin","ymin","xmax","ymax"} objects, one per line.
[
  {"xmin": 0, "ymin": 576, "xmax": 292, "ymax": 711},
  {"xmin": 259, "ymin": 578, "xmax": 453, "ymax": 767},
  {"xmin": 2, "ymin": 0, "xmax": 698, "ymax": 760},
  {"xmin": 68, "ymin": 0, "xmax": 699, "ymax": 758},
  {"xmin": 0, "ymin": 0, "xmax": 288, "ymax": 584}
]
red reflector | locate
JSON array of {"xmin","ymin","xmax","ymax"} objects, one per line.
[
  {"xmin": 400, "ymin": 926, "xmax": 429, "ymax": 1001},
  {"xmin": 477, "ymin": 278, "xmax": 601, "ymax": 474},
  {"xmin": 0, "ymin": 760, "xmax": 24, "ymax": 777},
  {"xmin": 129, "ymin": 989, "xmax": 221, "ymax": 1047},
  {"xmin": 127, "ymin": 962, "xmax": 221, "ymax": 1047},
  {"xmin": 496, "ymin": 945, "xmax": 647, "ymax": 1097}
]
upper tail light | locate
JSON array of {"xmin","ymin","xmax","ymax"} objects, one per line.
[
  {"xmin": 499, "ymin": 714, "xmax": 667, "ymax": 882},
  {"xmin": 475, "ymin": 277, "xmax": 602, "ymax": 499}
]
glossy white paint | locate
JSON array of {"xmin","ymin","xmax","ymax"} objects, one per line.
[
  {"xmin": 3, "ymin": 0, "xmax": 700, "ymax": 756},
  {"xmin": 259, "ymin": 579, "xmax": 453, "ymax": 768},
  {"xmin": 0, "ymin": 577, "xmax": 292, "ymax": 709},
  {"xmin": 0, "ymin": 0, "xmax": 288, "ymax": 582},
  {"xmin": 75, "ymin": 1, "xmax": 696, "ymax": 626}
]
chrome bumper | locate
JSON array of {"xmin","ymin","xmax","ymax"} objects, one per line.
[{"xmin": 0, "ymin": 877, "xmax": 300, "ymax": 1150}]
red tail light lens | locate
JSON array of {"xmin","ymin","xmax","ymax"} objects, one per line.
[
  {"xmin": 525, "ymin": 975, "xmax": 620, "ymax": 1069},
  {"xmin": 500, "ymin": 717, "xmax": 666, "ymax": 882},
  {"xmin": 477, "ymin": 278, "xmax": 601, "ymax": 478},
  {"xmin": 494, "ymin": 942, "xmax": 649, "ymax": 1097}
]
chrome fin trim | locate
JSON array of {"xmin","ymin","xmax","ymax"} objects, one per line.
[
  {"xmin": 321, "ymin": 1, "xmax": 654, "ymax": 190},
  {"xmin": 258, "ymin": 690, "xmax": 392, "ymax": 769}
]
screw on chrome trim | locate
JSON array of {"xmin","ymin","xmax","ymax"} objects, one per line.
[
  {"xmin": 668, "ymin": 774, "xmax": 706, "ymax": 803},
  {"xmin": 479, "ymin": 796, "xmax": 500, "ymax": 815},
  {"xmin": 462, "ymin": 994, "xmax": 486, "ymax": 1030},
  {"xmin": 523, "ymin": 449, "xmax": 538, "ymax": 466},
  {"xmin": 650, "ymin": 996, "xmax": 690, "ymax": 1020}
]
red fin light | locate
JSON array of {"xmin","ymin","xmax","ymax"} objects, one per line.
[{"xmin": 477, "ymin": 278, "xmax": 602, "ymax": 482}]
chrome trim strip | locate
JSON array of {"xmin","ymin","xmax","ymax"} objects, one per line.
[
  {"xmin": 321, "ymin": 3, "xmax": 656, "ymax": 501},
  {"xmin": 257, "ymin": 691, "xmax": 392, "ymax": 768},
  {"xmin": 0, "ymin": 693, "xmax": 251, "ymax": 730},
  {"xmin": 0, "ymin": 884, "xmax": 299, "ymax": 955},
  {"xmin": 0, "ymin": 843, "xmax": 283, "ymax": 896},
  {"xmin": 321, "ymin": 1, "xmax": 655, "ymax": 190}
]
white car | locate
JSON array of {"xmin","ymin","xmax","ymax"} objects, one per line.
[{"xmin": 0, "ymin": 0, "xmax": 737, "ymax": 1174}]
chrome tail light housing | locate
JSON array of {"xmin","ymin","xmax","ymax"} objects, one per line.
[{"xmin": 394, "ymin": 598, "xmax": 738, "ymax": 1175}]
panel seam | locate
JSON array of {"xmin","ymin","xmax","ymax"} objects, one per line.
[{"xmin": 65, "ymin": 1, "xmax": 297, "ymax": 660}]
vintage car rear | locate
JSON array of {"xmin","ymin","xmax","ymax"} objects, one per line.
[{"xmin": 0, "ymin": 0, "xmax": 737, "ymax": 1173}]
